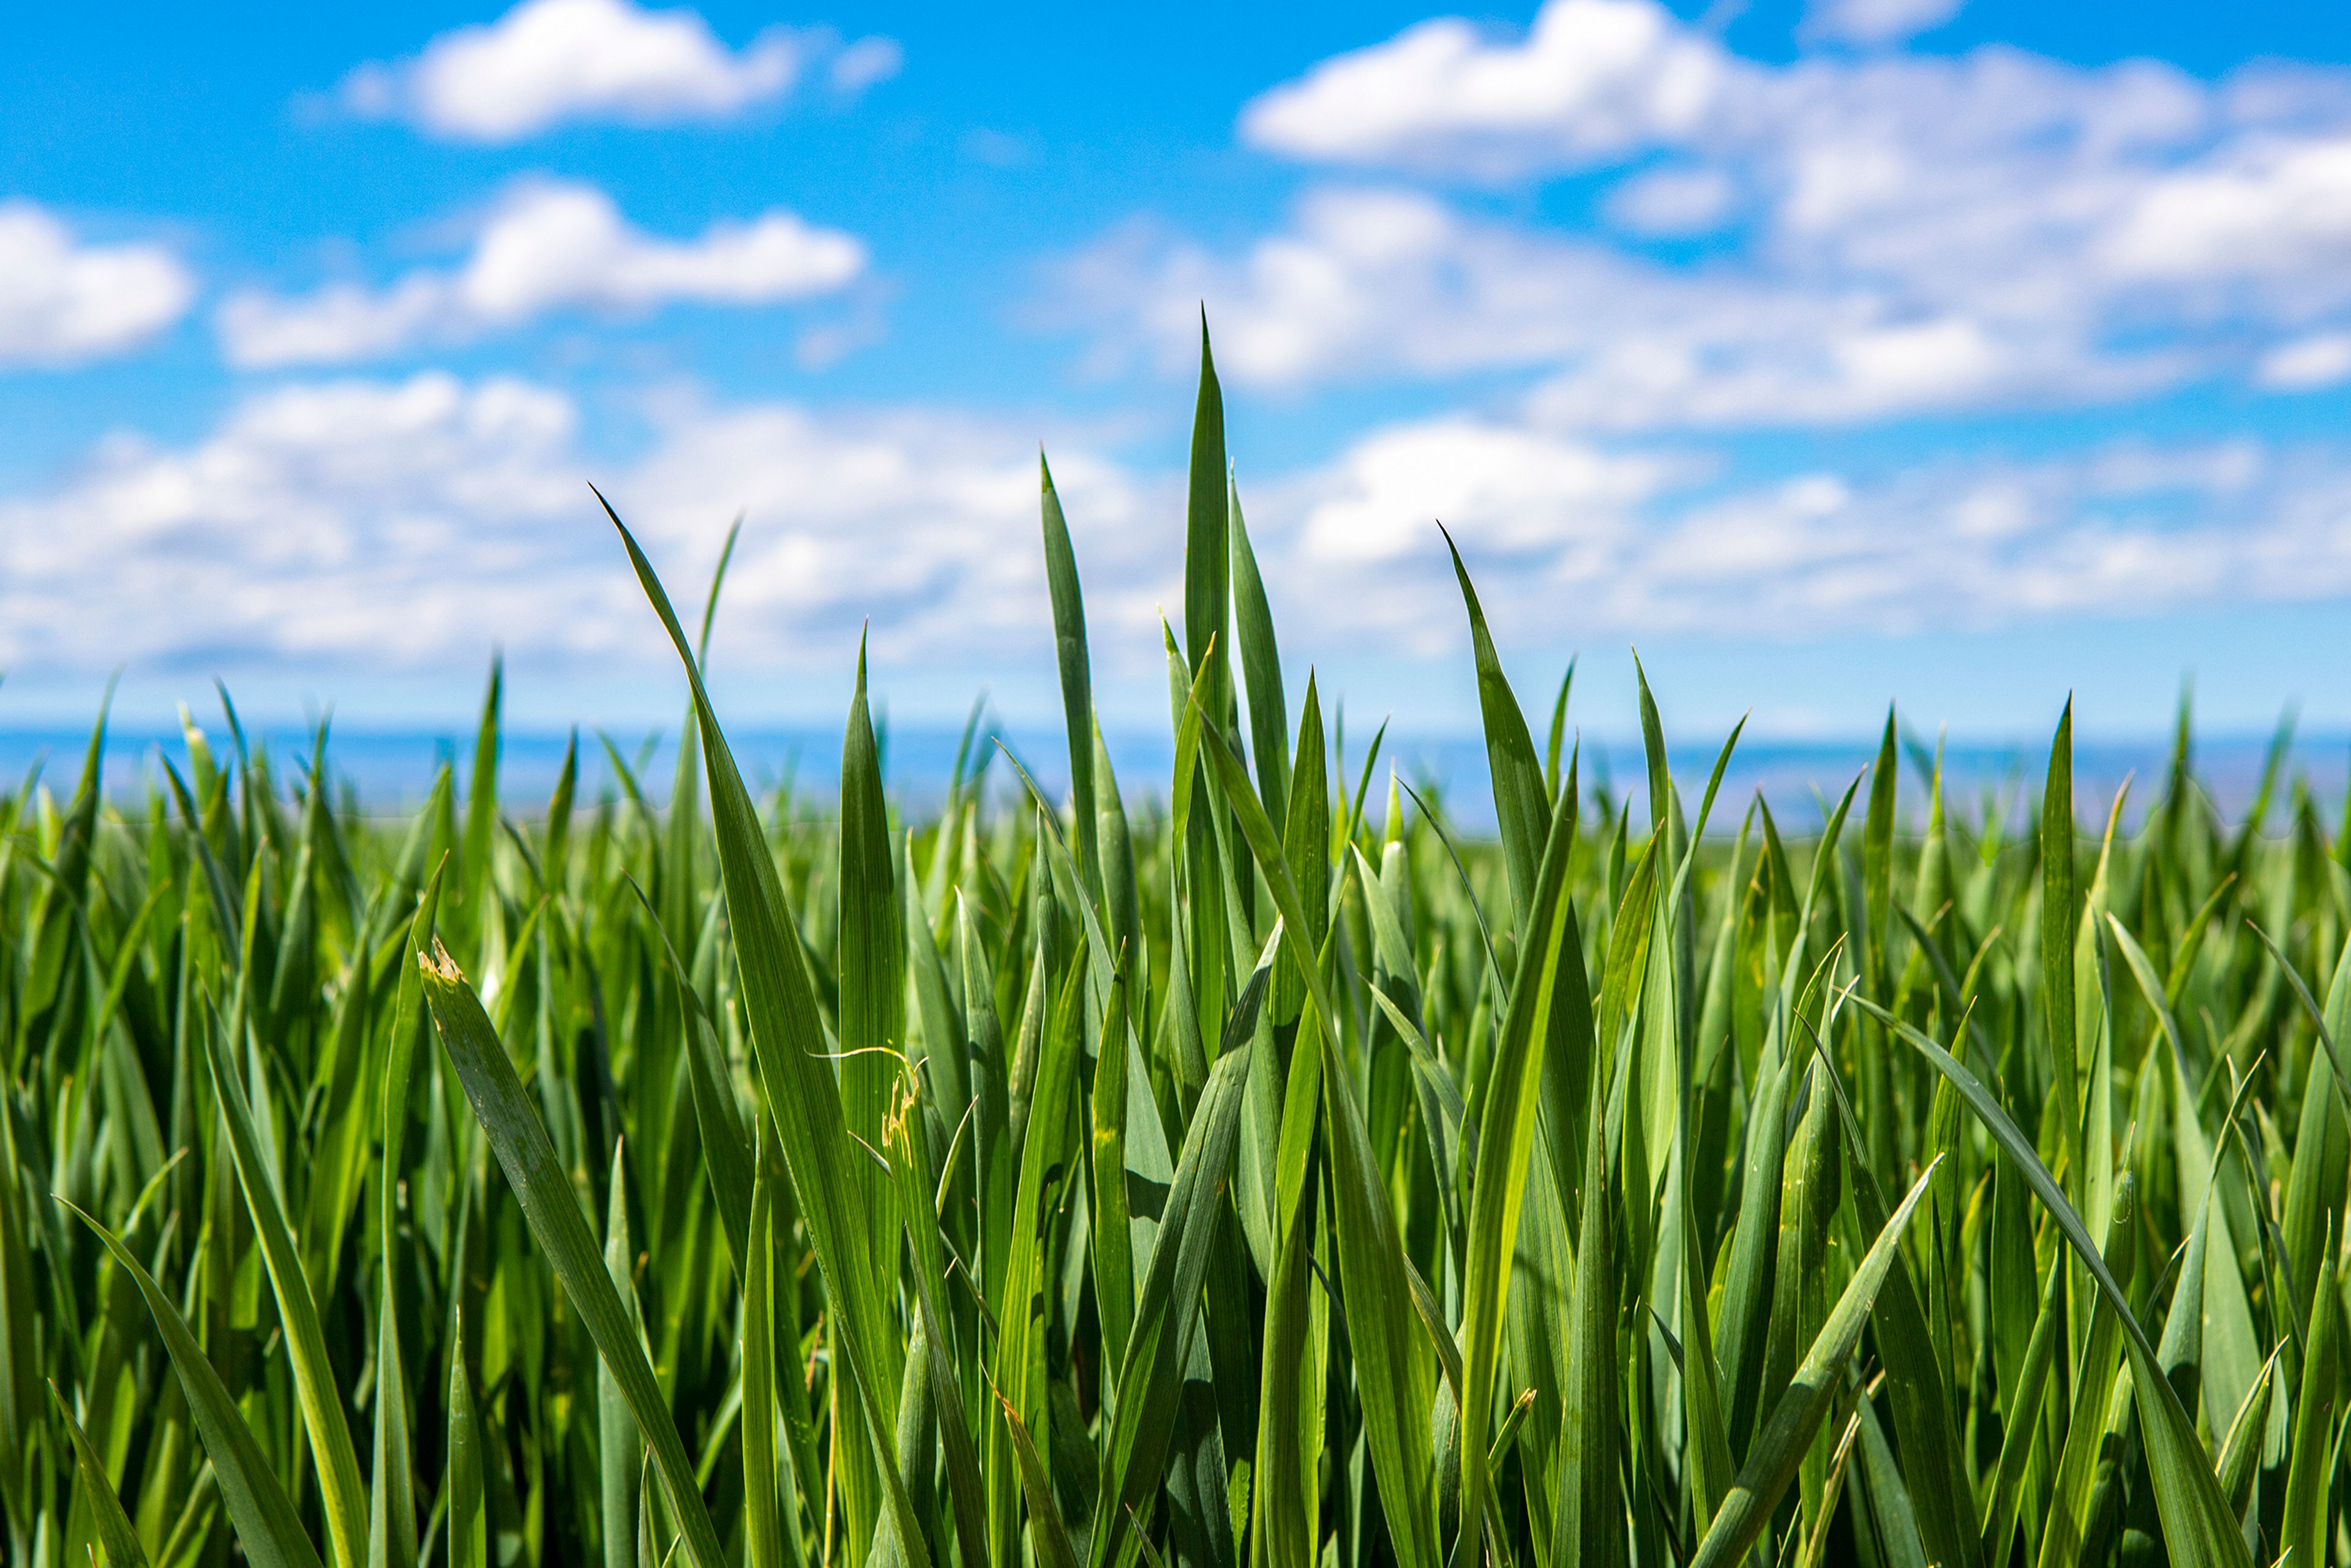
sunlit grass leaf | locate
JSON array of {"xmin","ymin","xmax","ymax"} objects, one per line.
[
  {"xmin": 743, "ymin": 1149, "xmax": 800, "ymax": 1568},
  {"xmin": 2041, "ymin": 699, "xmax": 2079, "ymax": 1159},
  {"xmin": 1811, "ymin": 1048, "xmax": 1980, "ymax": 1568},
  {"xmin": 1554, "ymin": 1043, "xmax": 1624, "ymax": 1568},
  {"xmin": 989, "ymin": 953, "xmax": 1087, "ymax": 1567},
  {"xmin": 602, "ymin": 1142, "xmax": 647, "ymax": 1568},
  {"xmin": 1443, "ymin": 526, "xmax": 1546, "ymax": 921},
  {"xmin": 2034, "ymin": 1174, "xmax": 2135, "ymax": 1568},
  {"xmin": 1040, "ymin": 454, "xmax": 1102, "ymax": 896},
  {"xmin": 839, "ymin": 634, "xmax": 907, "ymax": 1285},
  {"xmin": 1183, "ymin": 319, "xmax": 1232, "ymax": 724}
]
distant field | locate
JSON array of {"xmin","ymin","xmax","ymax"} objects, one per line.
[{"xmin": 2, "ymin": 718, "xmax": 2335, "ymax": 827}]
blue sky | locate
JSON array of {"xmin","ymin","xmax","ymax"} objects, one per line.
[{"xmin": 7, "ymin": 0, "xmax": 2351, "ymax": 751}]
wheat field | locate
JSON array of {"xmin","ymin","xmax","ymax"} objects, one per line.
[{"xmin": 4, "ymin": 337, "xmax": 2340, "ymax": 1568}]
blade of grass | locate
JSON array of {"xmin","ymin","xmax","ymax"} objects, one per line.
[
  {"xmin": 1090, "ymin": 1035, "xmax": 1258, "ymax": 1568},
  {"xmin": 1040, "ymin": 453, "xmax": 1101, "ymax": 899},
  {"xmin": 2033, "ymin": 1174, "xmax": 2136, "ymax": 1568},
  {"xmin": 196, "ymin": 1008, "xmax": 367, "ymax": 1568},
  {"xmin": 369, "ymin": 860, "xmax": 440, "ymax": 1568},
  {"xmin": 1230, "ymin": 478, "xmax": 1289, "ymax": 835},
  {"xmin": 603, "ymin": 1143, "xmax": 647, "ymax": 1568},
  {"xmin": 1457, "ymin": 778, "xmax": 1579, "ymax": 1563},
  {"xmin": 999, "ymin": 1389, "xmax": 1083, "ymax": 1568},
  {"xmin": 51, "ymin": 1382, "xmax": 149, "ymax": 1568},
  {"xmin": 604, "ymin": 498, "xmax": 932, "ymax": 1567},
  {"xmin": 448, "ymin": 1319, "xmax": 485, "ymax": 1568},
  {"xmin": 1978, "ymin": 1245, "xmax": 2062, "ymax": 1563},
  {"xmin": 988, "ymin": 955, "xmax": 1087, "ymax": 1568},
  {"xmin": 2279, "ymin": 1225, "xmax": 2338, "ymax": 1568},
  {"xmin": 1442, "ymin": 526, "xmax": 1546, "ymax": 921},
  {"xmin": 744, "ymin": 1148, "xmax": 801, "ymax": 1568}
]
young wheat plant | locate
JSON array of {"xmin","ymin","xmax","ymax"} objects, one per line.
[{"xmin": 4, "ymin": 335, "xmax": 2339, "ymax": 1568}]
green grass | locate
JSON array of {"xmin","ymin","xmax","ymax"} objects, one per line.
[{"xmin": 6, "ymin": 332, "xmax": 2347, "ymax": 1568}]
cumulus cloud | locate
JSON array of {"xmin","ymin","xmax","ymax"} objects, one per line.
[
  {"xmin": 1239, "ymin": 0, "xmax": 1731, "ymax": 178},
  {"xmin": 1288, "ymin": 418, "xmax": 1674, "ymax": 568},
  {"xmin": 0, "ymin": 374, "xmax": 1161, "ymax": 681},
  {"xmin": 1057, "ymin": 187, "xmax": 2161, "ymax": 426},
  {"xmin": 339, "ymin": 0, "xmax": 897, "ymax": 142},
  {"xmin": 217, "ymin": 178, "xmax": 866, "ymax": 367},
  {"xmin": 1060, "ymin": 0, "xmax": 2351, "ymax": 425},
  {"xmin": 0, "ymin": 375, "xmax": 594, "ymax": 670},
  {"xmin": 0, "ymin": 202, "xmax": 194, "ymax": 369},
  {"xmin": 1234, "ymin": 0, "xmax": 2227, "ymax": 184},
  {"xmin": 2101, "ymin": 133, "xmax": 2351, "ymax": 292}
]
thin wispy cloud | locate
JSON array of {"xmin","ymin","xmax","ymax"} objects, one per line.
[
  {"xmin": 217, "ymin": 178, "xmax": 866, "ymax": 367},
  {"xmin": 1801, "ymin": 0, "xmax": 1965, "ymax": 48},
  {"xmin": 337, "ymin": 0, "xmax": 899, "ymax": 142}
]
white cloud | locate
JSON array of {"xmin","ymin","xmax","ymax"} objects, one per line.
[
  {"xmin": 1063, "ymin": 190, "xmax": 1594, "ymax": 386},
  {"xmin": 0, "ymin": 202, "xmax": 194, "ymax": 369},
  {"xmin": 2101, "ymin": 133, "xmax": 2351, "ymax": 290},
  {"xmin": 1607, "ymin": 441, "xmax": 2350, "ymax": 632},
  {"xmin": 1801, "ymin": 0, "xmax": 1963, "ymax": 49},
  {"xmin": 217, "ymin": 178, "xmax": 866, "ymax": 367},
  {"xmin": 0, "ymin": 375, "xmax": 592, "ymax": 669},
  {"xmin": 1246, "ymin": 417, "xmax": 1679, "ymax": 652},
  {"xmin": 1068, "ymin": 2, "xmax": 2351, "ymax": 425},
  {"xmin": 339, "ymin": 0, "xmax": 896, "ymax": 142},
  {"xmin": 1059, "ymin": 186, "xmax": 2160, "ymax": 426},
  {"xmin": 1292, "ymin": 417, "xmax": 1674, "ymax": 566},
  {"xmin": 15, "ymin": 372, "xmax": 2351, "ymax": 696},
  {"xmin": 1253, "ymin": 416, "xmax": 2351, "ymax": 646},
  {"xmin": 1235, "ymin": 0, "xmax": 2225, "ymax": 186},
  {"xmin": 0, "ymin": 373, "xmax": 1161, "ymax": 681},
  {"xmin": 1239, "ymin": 0, "xmax": 1733, "ymax": 178}
]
